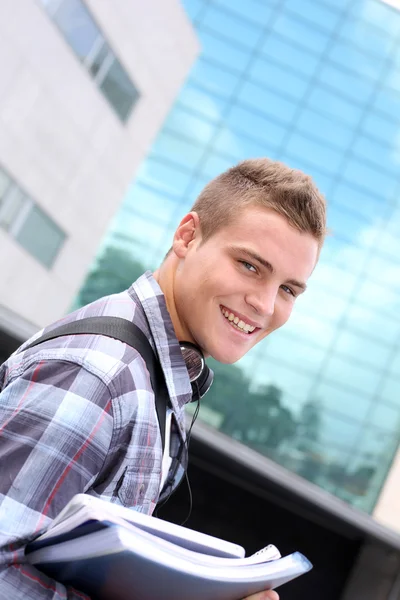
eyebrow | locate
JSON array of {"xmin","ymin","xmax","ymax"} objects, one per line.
[{"xmin": 229, "ymin": 246, "xmax": 308, "ymax": 292}]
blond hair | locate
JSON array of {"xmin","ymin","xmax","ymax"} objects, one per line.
[{"xmin": 192, "ymin": 158, "xmax": 327, "ymax": 247}]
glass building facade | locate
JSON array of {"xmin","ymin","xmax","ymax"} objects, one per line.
[{"xmin": 77, "ymin": 0, "xmax": 400, "ymax": 513}]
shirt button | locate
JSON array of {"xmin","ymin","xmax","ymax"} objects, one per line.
[{"xmin": 139, "ymin": 484, "xmax": 145, "ymax": 497}]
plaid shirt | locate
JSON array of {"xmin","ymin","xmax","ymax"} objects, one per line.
[{"xmin": 0, "ymin": 272, "xmax": 192, "ymax": 599}]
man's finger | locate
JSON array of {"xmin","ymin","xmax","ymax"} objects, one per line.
[{"xmin": 244, "ymin": 590, "xmax": 279, "ymax": 600}]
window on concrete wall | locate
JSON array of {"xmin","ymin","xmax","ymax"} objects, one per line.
[
  {"xmin": 38, "ymin": 0, "xmax": 140, "ymax": 122},
  {"xmin": 0, "ymin": 166, "xmax": 66, "ymax": 268}
]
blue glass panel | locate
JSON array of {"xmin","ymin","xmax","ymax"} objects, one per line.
[
  {"xmin": 201, "ymin": 5, "xmax": 264, "ymax": 49},
  {"xmin": 177, "ymin": 84, "xmax": 228, "ymax": 122},
  {"xmin": 123, "ymin": 183, "xmax": 178, "ymax": 223},
  {"xmin": 225, "ymin": 104, "xmax": 287, "ymax": 147},
  {"xmin": 383, "ymin": 64, "xmax": 400, "ymax": 95},
  {"xmin": 318, "ymin": 63, "xmax": 375, "ymax": 104},
  {"xmin": 261, "ymin": 32, "xmax": 320, "ymax": 78},
  {"xmin": 163, "ymin": 107, "xmax": 216, "ymax": 144},
  {"xmin": 200, "ymin": 152, "xmax": 234, "ymax": 179},
  {"xmin": 182, "ymin": 0, "xmax": 203, "ymax": 21},
  {"xmin": 346, "ymin": 305, "xmax": 400, "ymax": 346},
  {"xmin": 338, "ymin": 17, "xmax": 392, "ymax": 62},
  {"xmin": 196, "ymin": 27, "xmax": 250, "ymax": 72},
  {"xmin": 356, "ymin": 279, "xmax": 400, "ymax": 322},
  {"xmin": 315, "ymin": 381, "xmax": 372, "ymax": 422},
  {"xmin": 213, "ymin": 126, "xmax": 277, "ymax": 160},
  {"xmin": 238, "ymin": 81, "xmax": 298, "ymax": 123},
  {"xmin": 136, "ymin": 158, "xmax": 192, "ymax": 197},
  {"xmin": 248, "ymin": 57, "xmax": 309, "ymax": 102},
  {"xmin": 307, "ymin": 85, "xmax": 363, "ymax": 127},
  {"xmin": 331, "ymin": 181, "xmax": 388, "ymax": 221},
  {"xmin": 283, "ymin": 0, "xmax": 343, "ymax": 33},
  {"xmin": 334, "ymin": 329, "xmax": 392, "ymax": 371},
  {"xmin": 328, "ymin": 39, "xmax": 382, "ymax": 81},
  {"xmin": 211, "ymin": 0, "xmax": 276, "ymax": 26},
  {"xmin": 381, "ymin": 374, "xmax": 400, "ymax": 407},
  {"xmin": 271, "ymin": 12, "xmax": 331, "ymax": 54},
  {"xmin": 368, "ymin": 254, "xmax": 400, "ymax": 294},
  {"xmin": 373, "ymin": 85, "xmax": 400, "ymax": 120},
  {"xmin": 317, "ymin": 411, "xmax": 362, "ymax": 450},
  {"xmin": 389, "ymin": 349, "xmax": 400, "ymax": 379},
  {"xmin": 149, "ymin": 131, "xmax": 204, "ymax": 171},
  {"xmin": 327, "ymin": 204, "xmax": 373, "ymax": 246},
  {"xmin": 323, "ymin": 354, "xmax": 382, "ymax": 397},
  {"xmin": 352, "ymin": 135, "xmax": 397, "ymax": 176},
  {"xmin": 265, "ymin": 329, "xmax": 327, "ymax": 373},
  {"xmin": 343, "ymin": 157, "xmax": 398, "ymax": 200},
  {"xmin": 361, "ymin": 110, "xmax": 397, "ymax": 146},
  {"xmin": 189, "ymin": 58, "xmax": 240, "ymax": 98},
  {"xmin": 296, "ymin": 107, "xmax": 353, "ymax": 150},
  {"xmin": 350, "ymin": 0, "xmax": 400, "ymax": 37},
  {"xmin": 285, "ymin": 132, "xmax": 343, "ymax": 174}
]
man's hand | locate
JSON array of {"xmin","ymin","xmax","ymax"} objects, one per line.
[{"xmin": 244, "ymin": 591, "xmax": 279, "ymax": 600}]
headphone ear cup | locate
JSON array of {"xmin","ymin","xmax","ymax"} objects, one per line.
[
  {"xmin": 191, "ymin": 365, "xmax": 214, "ymax": 400},
  {"xmin": 180, "ymin": 341, "xmax": 214, "ymax": 401}
]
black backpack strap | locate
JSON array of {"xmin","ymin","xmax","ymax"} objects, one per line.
[{"xmin": 25, "ymin": 316, "xmax": 168, "ymax": 451}]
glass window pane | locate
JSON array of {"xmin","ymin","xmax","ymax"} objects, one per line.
[
  {"xmin": 338, "ymin": 18, "xmax": 391, "ymax": 62},
  {"xmin": 212, "ymin": 0, "xmax": 275, "ymax": 25},
  {"xmin": 163, "ymin": 107, "xmax": 216, "ymax": 144},
  {"xmin": 318, "ymin": 63, "xmax": 375, "ymax": 104},
  {"xmin": 328, "ymin": 39, "xmax": 382, "ymax": 80},
  {"xmin": 177, "ymin": 84, "xmax": 228, "ymax": 122},
  {"xmin": 149, "ymin": 130, "xmax": 204, "ymax": 171},
  {"xmin": 261, "ymin": 33, "xmax": 320, "ymax": 78},
  {"xmin": 249, "ymin": 57, "xmax": 308, "ymax": 102},
  {"xmin": 238, "ymin": 81, "xmax": 297, "ymax": 124},
  {"xmin": 296, "ymin": 108, "xmax": 353, "ymax": 150},
  {"xmin": 271, "ymin": 12, "xmax": 331, "ymax": 54},
  {"xmin": 53, "ymin": 0, "xmax": 101, "ymax": 61},
  {"xmin": 283, "ymin": 0, "xmax": 342, "ymax": 33},
  {"xmin": 307, "ymin": 85, "xmax": 363, "ymax": 127},
  {"xmin": 0, "ymin": 186, "xmax": 28, "ymax": 231},
  {"xmin": 201, "ymin": 5, "xmax": 264, "ymax": 49},
  {"xmin": 88, "ymin": 39, "xmax": 110, "ymax": 78},
  {"xmin": 189, "ymin": 59, "xmax": 240, "ymax": 99},
  {"xmin": 343, "ymin": 157, "xmax": 398, "ymax": 200},
  {"xmin": 15, "ymin": 205, "xmax": 66, "ymax": 268},
  {"xmin": 323, "ymin": 354, "xmax": 382, "ymax": 396},
  {"xmin": 285, "ymin": 132, "xmax": 343, "ymax": 175},
  {"xmin": 196, "ymin": 27, "xmax": 249, "ymax": 73},
  {"xmin": 100, "ymin": 58, "xmax": 139, "ymax": 122},
  {"xmin": 225, "ymin": 104, "xmax": 287, "ymax": 147}
]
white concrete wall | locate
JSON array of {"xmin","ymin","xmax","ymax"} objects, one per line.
[
  {"xmin": 373, "ymin": 449, "xmax": 400, "ymax": 534},
  {"xmin": 0, "ymin": 0, "xmax": 199, "ymax": 333}
]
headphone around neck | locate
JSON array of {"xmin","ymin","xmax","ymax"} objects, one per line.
[{"xmin": 179, "ymin": 341, "xmax": 214, "ymax": 401}]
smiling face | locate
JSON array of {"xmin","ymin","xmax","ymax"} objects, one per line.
[{"xmin": 164, "ymin": 205, "xmax": 319, "ymax": 364}]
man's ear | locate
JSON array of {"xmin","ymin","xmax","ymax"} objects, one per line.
[{"xmin": 172, "ymin": 211, "xmax": 201, "ymax": 258}]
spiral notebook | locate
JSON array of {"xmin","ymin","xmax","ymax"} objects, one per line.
[{"xmin": 26, "ymin": 494, "xmax": 312, "ymax": 600}]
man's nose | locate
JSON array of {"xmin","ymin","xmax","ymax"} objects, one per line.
[{"xmin": 245, "ymin": 286, "xmax": 277, "ymax": 317}]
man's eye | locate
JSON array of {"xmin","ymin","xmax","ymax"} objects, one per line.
[
  {"xmin": 281, "ymin": 285, "xmax": 296, "ymax": 297},
  {"xmin": 241, "ymin": 261, "xmax": 257, "ymax": 273}
]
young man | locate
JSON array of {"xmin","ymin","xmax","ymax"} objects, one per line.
[{"xmin": 0, "ymin": 158, "xmax": 326, "ymax": 599}]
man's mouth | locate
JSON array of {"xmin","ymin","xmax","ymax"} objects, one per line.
[{"xmin": 220, "ymin": 306, "xmax": 259, "ymax": 334}]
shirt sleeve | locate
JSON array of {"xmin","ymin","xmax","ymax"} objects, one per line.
[{"xmin": 0, "ymin": 358, "xmax": 114, "ymax": 599}]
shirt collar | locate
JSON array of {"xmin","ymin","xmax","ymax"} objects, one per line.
[{"xmin": 128, "ymin": 271, "xmax": 192, "ymax": 426}]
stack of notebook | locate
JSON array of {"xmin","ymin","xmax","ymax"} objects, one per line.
[{"xmin": 26, "ymin": 494, "xmax": 312, "ymax": 600}]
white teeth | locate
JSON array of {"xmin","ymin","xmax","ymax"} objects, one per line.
[{"xmin": 221, "ymin": 308, "xmax": 256, "ymax": 334}]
